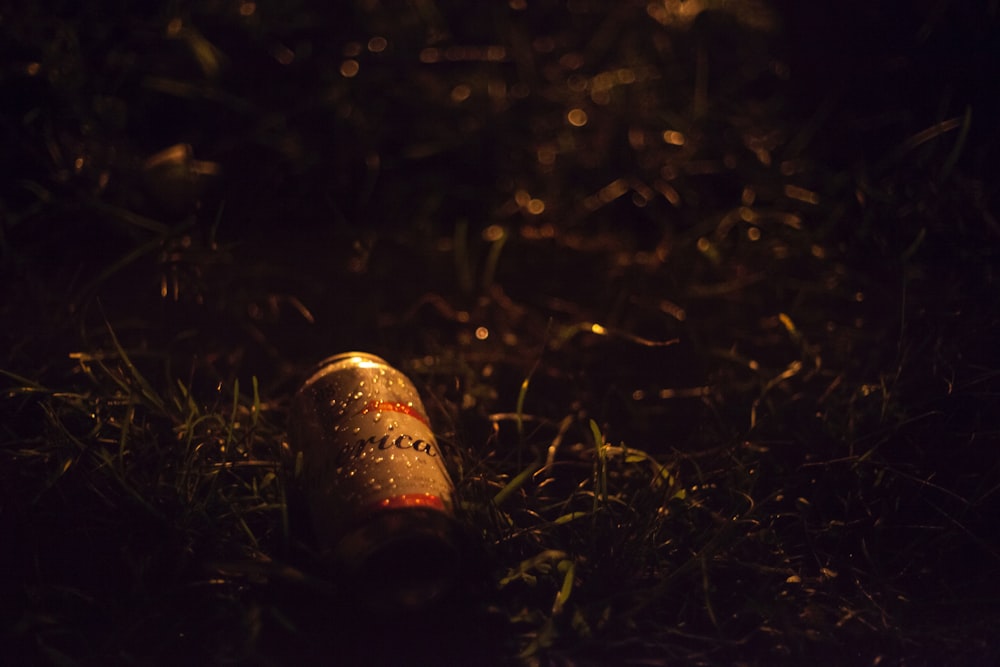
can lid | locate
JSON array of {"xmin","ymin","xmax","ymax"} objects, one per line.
[
  {"xmin": 333, "ymin": 508, "xmax": 461, "ymax": 612},
  {"xmin": 314, "ymin": 351, "xmax": 390, "ymax": 371},
  {"xmin": 297, "ymin": 351, "xmax": 392, "ymax": 395}
]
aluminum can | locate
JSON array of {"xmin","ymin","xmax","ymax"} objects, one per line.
[{"xmin": 290, "ymin": 352, "xmax": 458, "ymax": 609}]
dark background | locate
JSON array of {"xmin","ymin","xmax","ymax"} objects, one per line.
[{"xmin": 2, "ymin": 1, "xmax": 999, "ymax": 665}]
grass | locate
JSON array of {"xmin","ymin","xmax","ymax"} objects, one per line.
[{"xmin": 3, "ymin": 1, "xmax": 1000, "ymax": 665}]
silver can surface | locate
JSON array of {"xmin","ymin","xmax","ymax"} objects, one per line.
[{"xmin": 290, "ymin": 352, "xmax": 459, "ymax": 608}]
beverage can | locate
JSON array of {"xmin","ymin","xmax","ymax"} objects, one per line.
[{"xmin": 290, "ymin": 352, "xmax": 459, "ymax": 609}]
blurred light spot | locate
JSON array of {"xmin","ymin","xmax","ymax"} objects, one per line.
[
  {"xmin": 659, "ymin": 386, "xmax": 711, "ymax": 398},
  {"xmin": 483, "ymin": 224, "xmax": 505, "ymax": 242},
  {"xmin": 340, "ymin": 59, "xmax": 359, "ymax": 77},
  {"xmin": 239, "ymin": 1, "xmax": 256, "ymax": 16},
  {"xmin": 537, "ymin": 144, "xmax": 557, "ymax": 165},
  {"xmin": 780, "ymin": 213, "xmax": 803, "ymax": 229},
  {"xmin": 741, "ymin": 186, "xmax": 756, "ymax": 206},
  {"xmin": 662, "ymin": 130, "xmax": 685, "ymax": 146},
  {"xmin": 748, "ymin": 360, "xmax": 760, "ymax": 371},
  {"xmin": 273, "ymin": 44, "xmax": 295, "ymax": 65},
  {"xmin": 739, "ymin": 207, "xmax": 757, "ymax": 223},
  {"xmin": 590, "ymin": 323, "xmax": 607, "ymax": 335},
  {"xmin": 343, "ymin": 252, "xmax": 369, "ymax": 277},
  {"xmin": 498, "ymin": 199, "xmax": 520, "ymax": 218},
  {"xmin": 533, "ymin": 36, "xmax": 555, "ymax": 53},
  {"xmin": 475, "ymin": 327, "xmax": 490, "ymax": 340},
  {"xmin": 696, "ymin": 237, "xmax": 711, "ymax": 252},
  {"xmin": 456, "ymin": 310, "xmax": 470, "ymax": 323},
  {"xmin": 144, "ymin": 143, "xmax": 189, "ymax": 170},
  {"xmin": 632, "ymin": 389, "xmax": 646, "ymax": 401},
  {"xmin": 166, "ymin": 18, "xmax": 183, "ymax": 36},
  {"xmin": 515, "ymin": 190, "xmax": 531, "ymax": 207},
  {"xmin": 785, "ymin": 184, "xmax": 820, "ymax": 205},
  {"xmin": 599, "ymin": 178, "xmax": 628, "ymax": 202},
  {"xmin": 654, "ymin": 180, "xmax": 680, "ymax": 206},
  {"xmin": 592, "ymin": 71, "xmax": 615, "ymax": 92},
  {"xmin": 503, "ymin": 332, "xmax": 518, "ymax": 346},
  {"xmin": 419, "ymin": 47, "xmax": 440, "ymax": 63},
  {"xmin": 628, "ymin": 127, "xmax": 646, "ymax": 149},
  {"xmin": 441, "ymin": 45, "xmax": 505, "ymax": 62},
  {"xmin": 26, "ymin": 62, "xmax": 41, "ymax": 76},
  {"xmin": 659, "ymin": 299, "xmax": 686, "ymax": 321},
  {"xmin": 560, "ymin": 52, "xmax": 585, "ymax": 70},
  {"xmin": 590, "ymin": 89, "xmax": 611, "ymax": 105},
  {"xmin": 855, "ymin": 291, "xmax": 865, "ymax": 303},
  {"xmin": 486, "ymin": 46, "xmax": 507, "ymax": 61},
  {"xmin": 779, "ymin": 313, "xmax": 797, "ymax": 335},
  {"xmin": 510, "ymin": 0, "xmax": 527, "ymax": 9},
  {"xmin": 616, "ymin": 68, "xmax": 636, "ymax": 84},
  {"xmin": 488, "ymin": 79, "xmax": 506, "ymax": 100},
  {"xmin": 368, "ymin": 36, "xmax": 388, "ymax": 53},
  {"xmin": 344, "ymin": 42, "xmax": 362, "ymax": 57},
  {"xmin": 567, "ymin": 74, "xmax": 588, "ymax": 92},
  {"xmin": 523, "ymin": 223, "xmax": 556, "ymax": 239},
  {"xmin": 647, "ymin": 2, "xmax": 667, "ymax": 23},
  {"xmin": 527, "ymin": 199, "xmax": 545, "ymax": 215},
  {"xmin": 451, "ymin": 84, "xmax": 471, "ymax": 102},
  {"xmin": 811, "ymin": 244, "xmax": 826, "ymax": 259},
  {"xmin": 632, "ymin": 180, "xmax": 654, "ymax": 204},
  {"xmin": 780, "ymin": 159, "xmax": 804, "ymax": 176},
  {"xmin": 747, "ymin": 227, "xmax": 761, "ymax": 241},
  {"xmin": 583, "ymin": 178, "xmax": 629, "ymax": 211},
  {"xmin": 567, "ymin": 108, "xmax": 588, "ymax": 127},
  {"xmin": 74, "ymin": 157, "xmax": 85, "ymax": 172}
]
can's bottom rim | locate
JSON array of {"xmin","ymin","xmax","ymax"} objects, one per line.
[
  {"xmin": 332, "ymin": 508, "xmax": 460, "ymax": 612},
  {"xmin": 365, "ymin": 493, "xmax": 446, "ymax": 514}
]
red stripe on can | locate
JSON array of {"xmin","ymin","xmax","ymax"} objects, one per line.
[
  {"xmin": 369, "ymin": 493, "xmax": 446, "ymax": 513},
  {"xmin": 364, "ymin": 400, "xmax": 429, "ymax": 427}
]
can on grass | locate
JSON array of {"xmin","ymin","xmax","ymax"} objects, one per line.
[{"xmin": 290, "ymin": 352, "xmax": 459, "ymax": 610}]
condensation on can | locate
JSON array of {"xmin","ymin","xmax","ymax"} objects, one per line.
[{"xmin": 290, "ymin": 352, "xmax": 459, "ymax": 609}]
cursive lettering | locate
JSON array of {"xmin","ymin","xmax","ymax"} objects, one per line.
[{"xmin": 334, "ymin": 431, "xmax": 438, "ymax": 467}]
